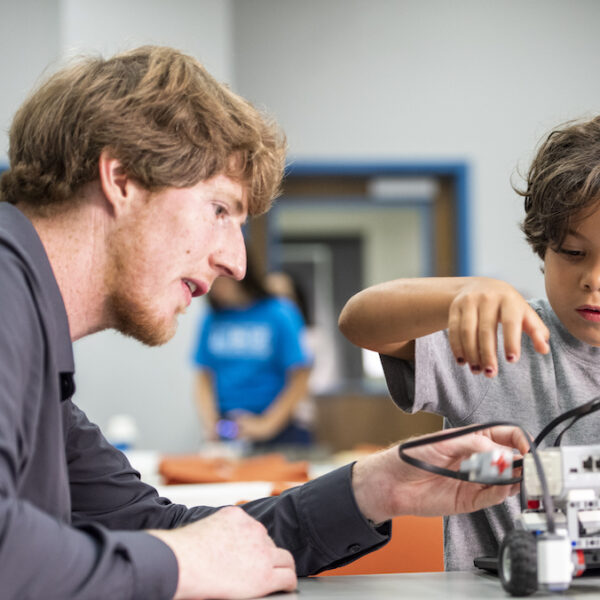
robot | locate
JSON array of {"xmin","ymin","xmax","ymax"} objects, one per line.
[
  {"xmin": 399, "ymin": 399, "xmax": 600, "ymax": 597},
  {"xmin": 462, "ymin": 445, "xmax": 600, "ymax": 596}
]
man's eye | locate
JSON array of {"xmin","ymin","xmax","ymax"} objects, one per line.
[{"xmin": 215, "ymin": 205, "xmax": 227, "ymax": 217}]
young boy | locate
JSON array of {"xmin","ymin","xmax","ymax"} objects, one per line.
[{"xmin": 338, "ymin": 115, "xmax": 600, "ymax": 571}]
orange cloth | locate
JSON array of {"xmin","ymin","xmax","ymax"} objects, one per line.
[
  {"xmin": 321, "ymin": 515, "xmax": 443, "ymax": 575},
  {"xmin": 159, "ymin": 453, "xmax": 309, "ymax": 485}
]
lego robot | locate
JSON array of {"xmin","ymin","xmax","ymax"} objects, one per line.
[{"xmin": 462, "ymin": 445, "xmax": 600, "ymax": 596}]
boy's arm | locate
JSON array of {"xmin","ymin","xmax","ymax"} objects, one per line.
[{"xmin": 339, "ymin": 277, "xmax": 550, "ymax": 378}]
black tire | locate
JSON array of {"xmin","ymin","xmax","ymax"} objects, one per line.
[{"xmin": 498, "ymin": 530, "xmax": 538, "ymax": 597}]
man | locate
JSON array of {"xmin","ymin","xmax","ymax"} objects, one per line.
[{"xmin": 0, "ymin": 45, "xmax": 527, "ymax": 600}]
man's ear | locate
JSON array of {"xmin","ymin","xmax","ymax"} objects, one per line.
[{"xmin": 98, "ymin": 149, "xmax": 141, "ymax": 216}]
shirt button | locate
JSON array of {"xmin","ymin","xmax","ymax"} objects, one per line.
[{"xmin": 347, "ymin": 544, "xmax": 361, "ymax": 553}]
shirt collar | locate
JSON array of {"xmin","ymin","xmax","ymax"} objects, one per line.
[{"xmin": 0, "ymin": 202, "xmax": 75, "ymax": 375}]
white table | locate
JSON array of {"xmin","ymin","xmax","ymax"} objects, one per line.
[{"xmin": 260, "ymin": 571, "xmax": 600, "ymax": 599}]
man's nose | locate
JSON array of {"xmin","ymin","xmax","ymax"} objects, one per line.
[{"xmin": 211, "ymin": 228, "xmax": 247, "ymax": 280}]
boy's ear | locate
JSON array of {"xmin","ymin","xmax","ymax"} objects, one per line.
[{"xmin": 98, "ymin": 149, "xmax": 142, "ymax": 216}]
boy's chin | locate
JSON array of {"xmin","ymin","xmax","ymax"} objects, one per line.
[{"xmin": 565, "ymin": 324, "xmax": 600, "ymax": 348}]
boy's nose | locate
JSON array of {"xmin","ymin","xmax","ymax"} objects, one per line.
[{"xmin": 581, "ymin": 261, "xmax": 600, "ymax": 292}]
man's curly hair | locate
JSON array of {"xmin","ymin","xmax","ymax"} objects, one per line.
[{"xmin": 0, "ymin": 46, "xmax": 286, "ymax": 216}]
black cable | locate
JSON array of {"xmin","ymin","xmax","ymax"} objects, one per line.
[
  {"xmin": 534, "ymin": 396, "xmax": 600, "ymax": 447},
  {"xmin": 399, "ymin": 422, "xmax": 522, "ymax": 485},
  {"xmin": 517, "ymin": 396, "xmax": 600, "ymax": 511},
  {"xmin": 509, "ymin": 395, "xmax": 600, "ymax": 471},
  {"xmin": 398, "ymin": 396, "xmax": 600, "ymax": 535},
  {"xmin": 399, "ymin": 421, "xmax": 557, "ymax": 533},
  {"xmin": 553, "ymin": 415, "xmax": 586, "ymax": 447}
]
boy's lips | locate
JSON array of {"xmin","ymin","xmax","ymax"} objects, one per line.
[{"xmin": 576, "ymin": 305, "xmax": 600, "ymax": 322}]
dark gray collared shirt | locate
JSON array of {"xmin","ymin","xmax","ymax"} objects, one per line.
[{"xmin": 0, "ymin": 202, "xmax": 389, "ymax": 599}]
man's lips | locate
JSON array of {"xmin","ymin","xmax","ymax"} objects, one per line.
[
  {"xmin": 182, "ymin": 278, "xmax": 208, "ymax": 298},
  {"xmin": 576, "ymin": 305, "xmax": 600, "ymax": 322}
]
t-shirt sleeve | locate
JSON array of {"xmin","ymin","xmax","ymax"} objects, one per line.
[
  {"xmin": 274, "ymin": 300, "xmax": 313, "ymax": 371},
  {"xmin": 380, "ymin": 330, "xmax": 491, "ymax": 425},
  {"xmin": 192, "ymin": 311, "xmax": 214, "ymax": 369}
]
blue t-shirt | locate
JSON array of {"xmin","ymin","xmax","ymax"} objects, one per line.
[{"xmin": 193, "ymin": 297, "xmax": 312, "ymax": 415}]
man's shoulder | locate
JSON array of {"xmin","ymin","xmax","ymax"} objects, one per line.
[{"xmin": 0, "ymin": 202, "xmax": 44, "ymax": 278}]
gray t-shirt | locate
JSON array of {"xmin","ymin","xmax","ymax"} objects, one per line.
[{"xmin": 381, "ymin": 298, "xmax": 600, "ymax": 571}]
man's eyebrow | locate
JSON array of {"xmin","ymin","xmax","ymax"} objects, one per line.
[
  {"xmin": 565, "ymin": 228, "xmax": 588, "ymax": 241},
  {"xmin": 233, "ymin": 199, "xmax": 245, "ymax": 214},
  {"xmin": 225, "ymin": 193, "xmax": 248, "ymax": 222},
  {"xmin": 216, "ymin": 189, "xmax": 245, "ymax": 214}
]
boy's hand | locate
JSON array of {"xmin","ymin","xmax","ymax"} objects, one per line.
[{"xmin": 447, "ymin": 278, "xmax": 550, "ymax": 377}]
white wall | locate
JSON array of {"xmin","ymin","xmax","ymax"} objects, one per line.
[
  {"xmin": 4, "ymin": 1, "xmax": 600, "ymax": 451},
  {"xmin": 0, "ymin": 0, "xmax": 61, "ymax": 162},
  {"xmin": 60, "ymin": 0, "xmax": 232, "ymax": 80},
  {"xmin": 233, "ymin": 0, "xmax": 600, "ymax": 299}
]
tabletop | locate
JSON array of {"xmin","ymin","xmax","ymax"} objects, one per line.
[{"xmin": 259, "ymin": 571, "xmax": 600, "ymax": 599}]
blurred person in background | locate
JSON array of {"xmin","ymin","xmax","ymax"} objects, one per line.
[
  {"xmin": 193, "ymin": 255, "xmax": 313, "ymax": 447},
  {"xmin": 264, "ymin": 269, "xmax": 316, "ymax": 432},
  {"xmin": 266, "ymin": 269, "xmax": 341, "ymax": 394}
]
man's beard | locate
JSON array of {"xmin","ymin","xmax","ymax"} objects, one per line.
[
  {"xmin": 104, "ymin": 228, "xmax": 178, "ymax": 347},
  {"xmin": 105, "ymin": 287, "xmax": 177, "ymax": 347}
]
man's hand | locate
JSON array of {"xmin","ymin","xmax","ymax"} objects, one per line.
[
  {"xmin": 448, "ymin": 278, "xmax": 550, "ymax": 377},
  {"xmin": 148, "ymin": 506, "xmax": 297, "ymax": 600},
  {"xmin": 352, "ymin": 425, "xmax": 529, "ymax": 524}
]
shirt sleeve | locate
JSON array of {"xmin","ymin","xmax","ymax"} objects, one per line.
[
  {"xmin": 380, "ymin": 330, "xmax": 491, "ymax": 425},
  {"xmin": 67, "ymin": 401, "xmax": 218, "ymax": 530},
  {"xmin": 273, "ymin": 299, "xmax": 313, "ymax": 371},
  {"xmin": 241, "ymin": 464, "xmax": 391, "ymax": 575},
  {"xmin": 191, "ymin": 310, "xmax": 213, "ymax": 368},
  {"xmin": 67, "ymin": 403, "xmax": 390, "ymax": 577}
]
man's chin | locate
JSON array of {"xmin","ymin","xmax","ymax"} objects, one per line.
[
  {"xmin": 114, "ymin": 314, "xmax": 177, "ymax": 347},
  {"xmin": 106, "ymin": 291, "xmax": 180, "ymax": 347}
]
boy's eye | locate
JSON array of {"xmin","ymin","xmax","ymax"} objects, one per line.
[{"xmin": 558, "ymin": 248, "xmax": 585, "ymax": 258}]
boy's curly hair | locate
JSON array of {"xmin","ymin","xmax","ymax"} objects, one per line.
[
  {"xmin": 0, "ymin": 46, "xmax": 286, "ymax": 216},
  {"xmin": 518, "ymin": 116, "xmax": 600, "ymax": 259}
]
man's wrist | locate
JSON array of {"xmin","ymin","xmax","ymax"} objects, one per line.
[{"xmin": 351, "ymin": 451, "xmax": 395, "ymax": 524}]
